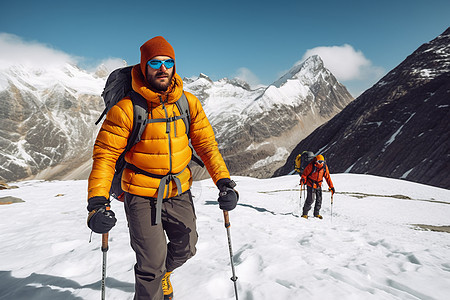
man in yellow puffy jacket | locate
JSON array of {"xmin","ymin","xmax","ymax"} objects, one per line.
[{"xmin": 86, "ymin": 36, "xmax": 238, "ymax": 300}]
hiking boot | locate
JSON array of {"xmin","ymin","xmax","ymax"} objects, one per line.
[
  {"xmin": 162, "ymin": 271, "xmax": 173, "ymax": 300},
  {"xmin": 314, "ymin": 214, "xmax": 323, "ymax": 219},
  {"xmin": 301, "ymin": 215, "xmax": 308, "ymax": 219}
]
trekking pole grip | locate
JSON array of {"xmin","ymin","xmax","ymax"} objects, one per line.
[
  {"xmin": 102, "ymin": 233, "xmax": 109, "ymax": 252},
  {"xmin": 223, "ymin": 210, "xmax": 231, "ymax": 228},
  {"xmin": 101, "ymin": 206, "xmax": 110, "ymax": 252}
]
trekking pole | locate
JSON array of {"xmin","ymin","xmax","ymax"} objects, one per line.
[
  {"xmin": 100, "ymin": 207, "xmax": 111, "ymax": 300},
  {"xmin": 330, "ymin": 190, "xmax": 334, "ymax": 222},
  {"xmin": 101, "ymin": 232, "xmax": 108, "ymax": 299},
  {"xmin": 223, "ymin": 210, "xmax": 238, "ymax": 300},
  {"xmin": 299, "ymin": 183, "xmax": 303, "ymax": 215}
]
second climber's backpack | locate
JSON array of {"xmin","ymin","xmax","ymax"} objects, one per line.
[{"xmin": 294, "ymin": 151, "xmax": 315, "ymax": 175}]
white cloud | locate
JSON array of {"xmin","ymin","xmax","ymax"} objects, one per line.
[
  {"xmin": 87, "ymin": 57, "xmax": 128, "ymax": 76},
  {"xmin": 301, "ymin": 44, "xmax": 384, "ymax": 82},
  {"xmin": 233, "ymin": 67, "xmax": 263, "ymax": 88},
  {"xmin": 99, "ymin": 58, "xmax": 127, "ymax": 70},
  {"xmin": 0, "ymin": 33, "xmax": 125, "ymax": 74},
  {"xmin": 0, "ymin": 33, "xmax": 77, "ymax": 70}
]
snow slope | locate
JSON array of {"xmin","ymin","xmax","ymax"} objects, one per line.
[
  {"xmin": 0, "ymin": 64, "xmax": 104, "ymax": 96},
  {"xmin": 1, "ymin": 174, "xmax": 449, "ymax": 299}
]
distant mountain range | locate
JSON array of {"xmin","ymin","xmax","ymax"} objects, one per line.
[
  {"xmin": 275, "ymin": 27, "xmax": 450, "ymax": 189},
  {"xmin": 0, "ymin": 55, "xmax": 353, "ymax": 182}
]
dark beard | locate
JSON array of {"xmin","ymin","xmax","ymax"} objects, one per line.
[{"xmin": 148, "ymin": 71, "xmax": 173, "ymax": 92}]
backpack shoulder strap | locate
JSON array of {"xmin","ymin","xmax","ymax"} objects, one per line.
[
  {"xmin": 174, "ymin": 92, "xmax": 191, "ymax": 136},
  {"xmin": 127, "ymin": 91, "xmax": 149, "ymax": 151},
  {"xmin": 323, "ymin": 162, "xmax": 328, "ymax": 176},
  {"xmin": 108, "ymin": 91, "xmax": 147, "ymax": 200},
  {"xmin": 308, "ymin": 164, "xmax": 315, "ymax": 178},
  {"xmin": 175, "ymin": 92, "xmax": 205, "ymax": 168}
]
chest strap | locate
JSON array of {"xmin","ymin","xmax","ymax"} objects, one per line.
[{"xmin": 306, "ymin": 165, "xmax": 325, "ymax": 189}]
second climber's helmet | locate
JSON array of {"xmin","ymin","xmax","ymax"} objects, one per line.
[{"xmin": 315, "ymin": 155, "xmax": 325, "ymax": 167}]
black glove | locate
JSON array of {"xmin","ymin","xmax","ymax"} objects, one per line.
[
  {"xmin": 87, "ymin": 196, "xmax": 117, "ymax": 234},
  {"xmin": 329, "ymin": 187, "xmax": 335, "ymax": 194},
  {"xmin": 217, "ymin": 178, "xmax": 239, "ymax": 211}
]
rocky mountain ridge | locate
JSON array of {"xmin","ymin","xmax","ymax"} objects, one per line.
[{"xmin": 0, "ymin": 64, "xmax": 105, "ymax": 181}]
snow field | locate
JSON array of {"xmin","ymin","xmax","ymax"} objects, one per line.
[{"xmin": 0, "ymin": 174, "xmax": 449, "ymax": 299}]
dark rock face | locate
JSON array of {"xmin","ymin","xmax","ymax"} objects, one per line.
[{"xmin": 275, "ymin": 28, "xmax": 450, "ymax": 189}]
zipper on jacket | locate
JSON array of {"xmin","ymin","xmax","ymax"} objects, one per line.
[{"xmin": 160, "ymin": 96, "xmax": 173, "ymax": 174}]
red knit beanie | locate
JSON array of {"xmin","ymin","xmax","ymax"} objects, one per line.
[{"xmin": 140, "ymin": 36, "xmax": 176, "ymax": 78}]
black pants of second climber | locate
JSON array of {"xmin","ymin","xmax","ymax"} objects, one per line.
[
  {"xmin": 124, "ymin": 190, "xmax": 198, "ymax": 300},
  {"xmin": 302, "ymin": 185, "xmax": 323, "ymax": 216}
]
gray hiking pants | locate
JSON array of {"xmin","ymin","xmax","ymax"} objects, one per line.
[
  {"xmin": 302, "ymin": 186, "xmax": 323, "ymax": 216},
  {"xmin": 124, "ymin": 190, "xmax": 198, "ymax": 300}
]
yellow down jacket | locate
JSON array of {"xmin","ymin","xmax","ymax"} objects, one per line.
[{"xmin": 88, "ymin": 65, "xmax": 230, "ymax": 200}]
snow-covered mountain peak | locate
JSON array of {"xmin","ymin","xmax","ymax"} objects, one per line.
[
  {"xmin": 223, "ymin": 77, "xmax": 252, "ymax": 90},
  {"xmin": 184, "ymin": 73, "xmax": 214, "ymax": 84},
  {"xmin": 272, "ymin": 55, "xmax": 326, "ymax": 88},
  {"xmin": 198, "ymin": 73, "xmax": 212, "ymax": 81},
  {"xmin": 248, "ymin": 55, "xmax": 348, "ymax": 113},
  {"xmin": 91, "ymin": 59, "xmax": 129, "ymax": 79}
]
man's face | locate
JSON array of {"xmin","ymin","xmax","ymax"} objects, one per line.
[{"xmin": 146, "ymin": 55, "xmax": 175, "ymax": 92}]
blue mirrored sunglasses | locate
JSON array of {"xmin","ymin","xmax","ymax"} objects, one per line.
[
  {"xmin": 147, "ymin": 59, "xmax": 175, "ymax": 69},
  {"xmin": 316, "ymin": 160, "xmax": 324, "ymax": 164}
]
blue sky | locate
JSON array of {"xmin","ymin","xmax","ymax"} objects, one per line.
[{"xmin": 0, "ymin": 0, "xmax": 449, "ymax": 96}]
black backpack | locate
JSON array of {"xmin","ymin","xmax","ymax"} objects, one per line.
[
  {"xmin": 96, "ymin": 66, "xmax": 203, "ymax": 201},
  {"xmin": 294, "ymin": 151, "xmax": 315, "ymax": 175}
]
